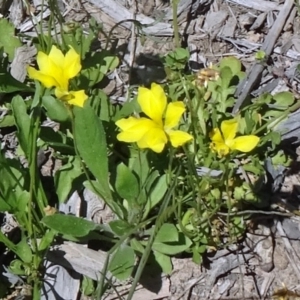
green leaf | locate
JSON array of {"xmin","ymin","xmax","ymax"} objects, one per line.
[
  {"xmin": 166, "ymin": 48, "xmax": 189, "ymax": 63},
  {"xmin": 272, "ymin": 91, "xmax": 294, "ymax": 108},
  {"xmin": 114, "ymin": 98, "xmax": 138, "ymax": 120},
  {"xmin": 39, "ymin": 127, "xmax": 75, "ymax": 155},
  {"xmin": 115, "ymin": 163, "xmax": 139, "ymax": 202},
  {"xmin": 270, "ymin": 131, "xmax": 282, "ymax": 145},
  {"xmin": 109, "ymin": 220, "xmax": 134, "ymax": 236},
  {"xmin": 81, "ymin": 276, "xmax": 95, "ymax": 296},
  {"xmin": 152, "ymin": 232, "xmax": 192, "ymax": 255},
  {"xmin": 89, "ymin": 90, "xmax": 113, "ymax": 122},
  {"xmin": 256, "ymin": 93, "xmax": 272, "ymax": 105},
  {"xmin": 42, "ymin": 95, "xmax": 70, "ymax": 122},
  {"xmin": 192, "ymin": 245, "xmax": 206, "ymax": 264},
  {"xmin": 0, "ymin": 114, "xmax": 15, "ymax": 128},
  {"xmin": 0, "ymin": 196, "xmax": 11, "ymax": 211},
  {"xmin": 263, "ymin": 109, "xmax": 282, "ymax": 118},
  {"xmin": 0, "ymin": 19, "xmax": 22, "ymax": 61},
  {"xmin": 55, "ymin": 156, "xmax": 84, "ymax": 202},
  {"xmin": 172, "ymin": 48, "xmax": 189, "ymax": 60},
  {"xmin": 42, "ymin": 214, "xmax": 98, "ymax": 237},
  {"xmin": 108, "ymin": 245, "xmax": 135, "ymax": 280},
  {"xmin": 73, "ymin": 105, "xmax": 111, "ymax": 200},
  {"xmin": 11, "ymin": 95, "xmax": 31, "ymax": 158},
  {"xmin": 155, "ymin": 223, "xmax": 178, "ymax": 243},
  {"xmin": 80, "ymin": 51, "xmax": 119, "ymax": 88},
  {"xmin": 130, "ymin": 238, "xmax": 145, "ymax": 254},
  {"xmin": 9, "ymin": 259, "xmax": 27, "ymax": 275},
  {"xmin": 153, "ymin": 251, "xmax": 172, "ymax": 274},
  {"xmin": 15, "ymin": 191, "xmax": 29, "ymax": 216},
  {"xmin": 219, "ymin": 56, "xmax": 242, "ymax": 75},
  {"xmin": 0, "ymin": 73, "xmax": 32, "ymax": 93},
  {"xmin": 143, "ymin": 174, "xmax": 167, "ymax": 219},
  {"xmin": 219, "ymin": 67, "xmax": 233, "ymax": 89},
  {"xmin": 129, "ymin": 150, "xmax": 150, "ymax": 188},
  {"xmin": 38, "ymin": 229, "xmax": 56, "ymax": 252},
  {"xmin": 80, "ymin": 68, "xmax": 104, "ymax": 87},
  {"xmin": 15, "ymin": 237, "xmax": 32, "ymax": 264},
  {"xmin": 0, "ymin": 156, "xmax": 27, "ymax": 211}
]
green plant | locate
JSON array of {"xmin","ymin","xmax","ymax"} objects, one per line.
[{"xmin": 0, "ymin": 2, "xmax": 298, "ymax": 299}]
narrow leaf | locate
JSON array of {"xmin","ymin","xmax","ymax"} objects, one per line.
[
  {"xmin": 153, "ymin": 251, "xmax": 172, "ymax": 274},
  {"xmin": 115, "ymin": 163, "xmax": 139, "ymax": 202},
  {"xmin": 42, "ymin": 214, "xmax": 98, "ymax": 237},
  {"xmin": 108, "ymin": 245, "xmax": 135, "ymax": 281},
  {"xmin": 11, "ymin": 95, "xmax": 30, "ymax": 158},
  {"xmin": 73, "ymin": 105, "xmax": 111, "ymax": 200}
]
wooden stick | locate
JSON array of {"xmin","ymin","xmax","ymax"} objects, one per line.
[{"xmin": 232, "ymin": 0, "xmax": 294, "ymax": 114}]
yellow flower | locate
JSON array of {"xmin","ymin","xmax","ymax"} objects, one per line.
[
  {"xmin": 210, "ymin": 119, "xmax": 259, "ymax": 157},
  {"xmin": 27, "ymin": 45, "xmax": 87, "ymax": 107},
  {"xmin": 116, "ymin": 83, "xmax": 193, "ymax": 153}
]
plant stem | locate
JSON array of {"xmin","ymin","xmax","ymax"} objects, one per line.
[
  {"xmin": 126, "ymin": 175, "xmax": 177, "ymax": 300},
  {"xmin": 28, "ymin": 106, "xmax": 47, "ymax": 298},
  {"xmin": 172, "ymin": 0, "xmax": 180, "ymax": 48}
]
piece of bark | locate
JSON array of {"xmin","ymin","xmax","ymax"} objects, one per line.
[
  {"xmin": 42, "ymin": 260, "xmax": 80, "ymax": 300},
  {"xmin": 273, "ymin": 47, "xmax": 300, "ymax": 60},
  {"xmin": 41, "ymin": 192, "xmax": 82, "ymax": 299},
  {"xmin": 239, "ymin": 13, "xmax": 256, "ymax": 28},
  {"xmin": 276, "ymin": 221, "xmax": 300, "ymax": 281},
  {"xmin": 227, "ymin": 0, "xmax": 282, "ymax": 12},
  {"xmin": 203, "ymin": 10, "xmax": 228, "ymax": 37},
  {"xmin": 10, "ymin": 45, "xmax": 37, "ymax": 82},
  {"xmin": 85, "ymin": 0, "xmax": 173, "ymax": 36},
  {"xmin": 9, "ymin": 0, "xmax": 25, "ymax": 28},
  {"xmin": 233, "ymin": 0, "xmax": 295, "ymax": 113},
  {"xmin": 83, "ymin": 188, "xmax": 115, "ymax": 224},
  {"xmin": 19, "ymin": 9, "xmax": 51, "ymax": 31},
  {"xmin": 250, "ymin": 12, "xmax": 267, "ymax": 31},
  {"xmin": 164, "ymin": 0, "xmax": 213, "ymax": 22},
  {"xmin": 293, "ymin": 38, "xmax": 300, "ymax": 53},
  {"xmin": 221, "ymin": 16, "xmax": 237, "ymax": 38},
  {"xmin": 104, "ymin": 275, "xmax": 170, "ymax": 300},
  {"xmin": 284, "ymin": 6, "xmax": 297, "ymax": 31},
  {"xmin": 47, "ymin": 242, "xmax": 114, "ymax": 281}
]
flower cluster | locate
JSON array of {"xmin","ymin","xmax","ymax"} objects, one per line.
[
  {"xmin": 116, "ymin": 83, "xmax": 193, "ymax": 153},
  {"xmin": 27, "ymin": 45, "xmax": 87, "ymax": 107}
]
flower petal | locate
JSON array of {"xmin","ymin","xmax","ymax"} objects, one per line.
[
  {"xmin": 209, "ymin": 128, "xmax": 224, "ymax": 144},
  {"xmin": 137, "ymin": 127, "xmax": 167, "ymax": 153},
  {"xmin": 36, "ymin": 48, "xmax": 67, "ymax": 90},
  {"xmin": 63, "ymin": 46, "xmax": 81, "ymax": 80},
  {"xmin": 209, "ymin": 128, "xmax": 230, "ymax": 156},
  {"xmin": 168, "ymin": 130, "xmax": 193, "ymax": 147},
  {"xmin": 54, "ymin": 88, "xmax": 88, "ymax": 107},
  {"xmin": 67, "ymin": 90, "xmax": 88, "ymax": 107},
  {"xmin": 48, "ymin": 45, "xmax": 65, "ymax": 67},
  {"xmin": 137, "ymin": 83, "xmax": 166, "ymax": 124},
  {"xmin": 231, "ymin": 135, "xmax": 260, "ymax": 152},
  {"xmin": 116, "ymin": 117, "xmax": 156, "ymax": 142},
  {"xmin": 27, "ymin": 66, "xmax": 59, "ymax": 88},
  {"xmin": 221, "ymin": 119, "xmax": 238, "ymax": 141},
  {"xmin": 164, "ymin": 102, "xmax": 185, "ymax": 129}
]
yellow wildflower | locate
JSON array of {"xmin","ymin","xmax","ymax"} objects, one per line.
[
  {"xmin": 210, "ymin": 119, "xmax": 259, "ymax": 157},
  {"xmin": 116, "ymin": 83, "xmax": 193, "ymax": 153},
  {"xmin": 27, "ymin": 45, "xmax": 87, "ymax": 107}
]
